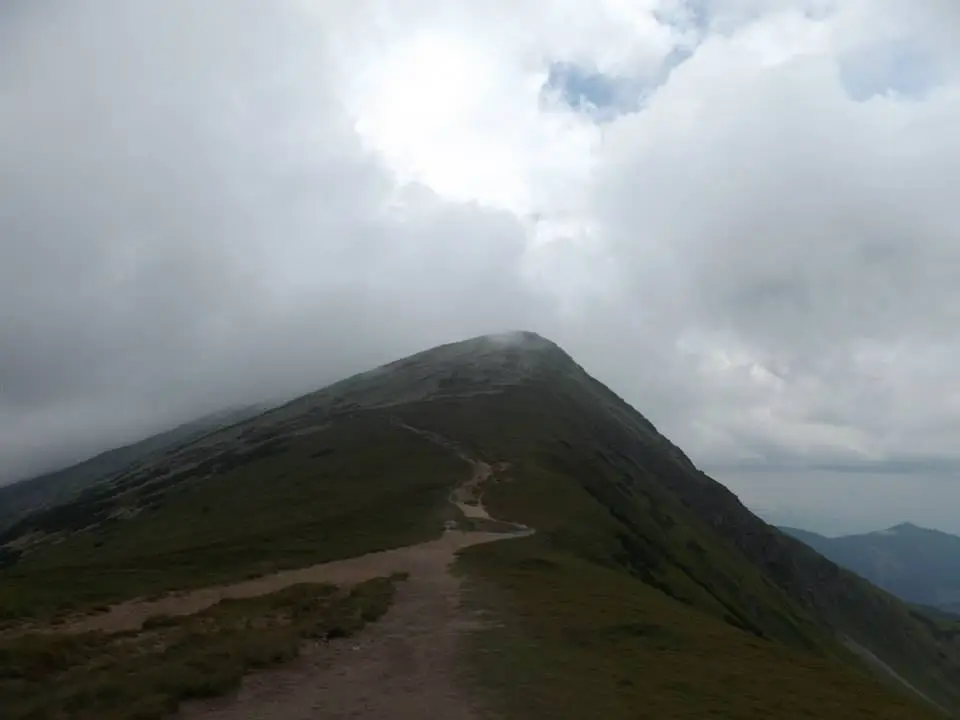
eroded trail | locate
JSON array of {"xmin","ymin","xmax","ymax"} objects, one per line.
[
  {"xmin": 41, "ymin": 422, "xmax": 530, "ymax": 717},
  {"xmin": 179, "ymin": 537, "xmax": 496, "ymax": 720},
  {"xmin": 30, "ymin": 422, "xmax": 528, "ymax": 720},
  {"xmin": 176, "ymin": 426, "xmax": 528, "ymax": 719},
  {"xmin": 57, "ymin": 423, "xmax": 526, "ymax": 637},
  {"xmin": 65, "ymin": 528, "xmax": 520, "ymax": 635}
]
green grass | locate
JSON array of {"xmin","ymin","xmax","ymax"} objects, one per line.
[
  {"xmin": 390, "ymin": 379, "xmax": 960, "ymax": 714},
  {"xmin": 0, "ymin": 574, "xmax": 404, "ymax": 720},
  {"xmin": 457, "ymin": 540, "xmax": 940, "ymax": 720},
  {"xmin": 2, "ymin": 336, "xmax": 958, "ymax": 717},
  {"xmin": 0, "ymin": 417, "xmax": 461, "ymax": 621},
  {"xmin": 393, "ymin": 388, "xmax": 835, "ymax": 654}
]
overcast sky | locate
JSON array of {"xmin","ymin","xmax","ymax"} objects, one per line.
[{"xmin": 3, "ymin": 1, "xmax": 960, "ymax": 534}]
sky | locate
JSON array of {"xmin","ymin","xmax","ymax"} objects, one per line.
[{"xmin": 2, "ymin": 0, "xmax": 960, "ymax": 534}]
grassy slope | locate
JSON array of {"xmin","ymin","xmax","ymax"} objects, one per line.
[
  {"xmin": 384, "ymin": 365, "xmax": 957, "ymax": 715},
  {"xmin": 0, "ymin": 416, "xmax": 461, "ymax": 620},
  {"xmin": 0, "ymin": 575, "xmax": 403, "ymax": 720},
  {"xmin": 394, "ymin": 383, "xmax": 834, "ymax": 650},
  {"xmin": 0, "ymin": 405, "xmax": 265, "ymax": 531},
  {"xmin": 0, "ymin": 334, "xmax": 955, "ymax": 718},
  {"xmin": 459, "ymin": 540, "xmax": 936, "ymax": 720}
]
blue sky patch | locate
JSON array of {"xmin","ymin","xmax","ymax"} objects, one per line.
[
  {"xmin": 544, "ymin": 45, "xmax": 697, "ymax": 121},
  {"xmin": 546, "ymin": 62, "xmax": 635, "ymax": 116},
  {"xmin": 839, "ymin": 39, "xmax": 941, "ymax": 101},
  {"xmin": 654, "ymin": 0, "xmax": 711, "ymax": 33}
]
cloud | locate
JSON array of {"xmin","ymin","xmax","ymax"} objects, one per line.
[
  {"xmin": 2, "ymin": 1, "xmax": 960, "ymax": 532},
  {"xmin": 586, "ymin": 5, "xmax": 960, "ymax": 462},
  {"xmin": 0, "ymin": 0, "xmax": 538, "ymax": 476}
]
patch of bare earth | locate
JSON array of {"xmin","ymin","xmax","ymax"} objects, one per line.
[
  {"xmin": 453, "ymin": 460, "xmax": 494, "ymax": 520},
  {"xmin": 61, "ymin": 529, "xmax": 518, "ymax": 636},
  {"xmin": 177, "ymin": 531, "xmax": 511, "ymax": 720}
]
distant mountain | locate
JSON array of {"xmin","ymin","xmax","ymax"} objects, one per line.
[
  {"xmin": 0, "ymin": 404, "xmax": 266, "ymax": 530},
  {"xmin": 0, "ymin": 332, "xmax": 955, "ymax": 718},
  {"xmin": 781, "ymin": 522, "xmax": 960, "ymax": 611}
]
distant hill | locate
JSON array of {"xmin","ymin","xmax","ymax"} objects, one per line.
[
  {"xmin": 0, "ymin": 404, "xmax": 266, "ymax": 530},
  {"xmin": 0, "ymin": 332, "xmax": 955, "ymax": 718},
  {"xmin": 782, "ymin": 522, "xmax": 960, "ymax": 613}
]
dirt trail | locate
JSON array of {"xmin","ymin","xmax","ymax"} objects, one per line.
[
  {"xmin": 392, "ymin": 418, "xmax": 509, "ymax": 524},
  {"xmin": 64, "ymin": 528, "xmax": 523, "ymax": 635},
  {"xmin": 53, "ymin": 422, "xmax": 524, "ymax": 637},
  {"xmin": 47, "ymin": 421, "xmax": 530, "ymax": 718},
  {"xmin": 175, "ymin": 424, "xmax": 528, "ymax": 719},
  {"xmin": 178, "ymin": 531, "xmax": 511, "ymax": 720},
  {"xmin": 453, "ymin": 460, "xmax": 494, "ymax": 520}
]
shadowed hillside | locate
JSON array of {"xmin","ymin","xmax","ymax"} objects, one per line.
[{"xmin": 0, "ymin": 404, "xmax": 266, "ymax": 533}]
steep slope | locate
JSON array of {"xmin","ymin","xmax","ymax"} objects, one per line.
[
  {"xmin": 780, "ymin": 526, "xmax": 831, "ymax": 548},
  {"xmin": 366, "ymin": 334, "xmax": 960, "ymax": 713},
  {"xmin": 0, "ymin": 332, "xmax": 954, "ymax": 718},
  {"xmin": 782, "ymin": 523, "xmax": 960, "ymax": 611},
  {"xmin": 0, "ymin": 404, "xmax": 266, "ymax": 532}
]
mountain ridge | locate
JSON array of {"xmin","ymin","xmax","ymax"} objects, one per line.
[
  {"xmin": 0, "ymin": 403, "xmax": 267, "ymax": 531},
  {"xmin": 0, "ymin": 332, "xmax": 954, "ymax": 718},
  {"xmin": 782, "ymin": 521, "xmax": 960, "ymax": 613}
]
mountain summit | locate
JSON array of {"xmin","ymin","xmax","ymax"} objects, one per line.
[
  {"xmin": 260, "ymin": 330, "xmax": 576, "ymax": 424},
  {"xmin": 884, "ymin": 521, "xmax": 926, "ymax": 534},
  {"xmin": 0, "ymin": 334, "xmax": 956, "ymax": 719}
]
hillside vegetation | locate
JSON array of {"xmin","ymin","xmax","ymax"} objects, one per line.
[
  {"xmin": 1, "ymin": 576, "xmax": 403, "ymax": 719},
  {"xmin": 0, "ymin": 418, "xmax": 460, "ymax": 619},
  {"xmin": 460, "ymin": 540, "xmax": 933, "ymax": 719},
  {"xmin": 0, "ymin": 405, "xmax": 265, "ymax": 533},
  {"xmin": 0, "ymin": 331, "xmax": 954, "ymax": 718}
]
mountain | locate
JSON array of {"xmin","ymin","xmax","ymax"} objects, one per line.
[
  {"xmin": 781, "ymin": 522, "xmax": 960, "ymax": 612},
  {"xmin": 0, "ymin": 404, "xmax": 267, "ymax": 532},
  {"xmin": 0, "ymin": 331, "xmax": 956, "ymax": 719}
]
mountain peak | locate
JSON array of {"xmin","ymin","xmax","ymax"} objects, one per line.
[
  {"xmin": 384, "ymin": 330, "xmax": 575, "ymax": 379},
  {"xmin": 884, "ymin": 522, "xmax": 926, "ymax": 535},
  {"xmin": 3, "ymin": 328, "xmax": 958, "ymax": 717},
  {"xmin": 268, "ymin": 330, "xmax": 578, "ymax": 422},
  {"xmin": 476, "ymin": 329, "xmax": 558, "ymax": 348},
  {"xmin": 443, "ymin": 330, "xmax": 567, "ymax": 358}
]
